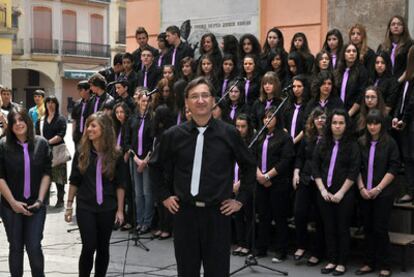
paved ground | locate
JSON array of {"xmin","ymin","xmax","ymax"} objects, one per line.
[{"xmin": 0, "ymin": 124, "xmax": 413, "ymax": 276}]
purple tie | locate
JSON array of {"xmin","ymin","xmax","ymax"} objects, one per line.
[
  {"xmin": 261, "ymin": 134, "xmax": 273, "ymax": 173},
  {"xmin": 230, "ymin": 105, "xmax": 237, "ymax": 120},
  {"xmin": 143, "ymin": 70, "xmax": 148, "ymax": 88},
  {"xmin": 391, "ymin": 42, "xmax": 397, "ymax": 69},
  {"xmin": 221, "ymin": 79, "xmax": 228, "ymax": 96},
  {"xmin": 234, "ymin": 163, "xmax": 239, "ymax": 183},
  {"xmin": 367, "ymin": 141, "xmax": 378, "ymax": 190},
  {"xmin": 117, "ymin": 131, "xmax": 122, "ymax": 147},
  {"xmin": 19, "ymin": 142, "xmax": 31, "ymax": 199},
  {"xmin": 374, "ymin": 79, "xmax": 379, "ymax": 87},
  {"xmin": 80, "ymin": 102, "xmax": 87, "ymax": 133},
  {"xmin": 177, "ymin": 112, "xmax": 181, "ymax": 125},
  {"xmin": 137, "ymin": 116, "xmax": 145, "ymax": 156},
  {"xmin": 400, "ymin": 81, "xmax": 410, "ymax": 114},
  {"xmin": 172, "ymin": 48, "xmax": 177, "ymax": 66},
  {"xmin": 244, "ymin": 80, "xmax": 250, "ymax": 103},
  {"xmin": 290, "ymin": 104, "xmax": 301, "ymax": 138},
  {"xmin": 340, "ymin": 68, "xmax": 350, "ymax": 102},
  {"xmin": 332, "ymin": 54, "xmax": 337, "ymax": 68},
  {"xmin": 96, "ymin": 153, "xmax": 103, "ymax": 205},
  {"xmin": 265, "ymin": 99, "xmax": 272, "ymax": 110},
  {"xmin": 319, "ymin": 99, "xmax": 328, "ymax": 108},
  {"xmin": 93, "ymin": 96, "xmax": 100, "ymax": 113},
  {"xmin": 327, "ymin": 140, "xmax": 339, "ymax": 188},
  {"xmin": 158, "ymin": 55, "xmax": 163, "ymax": 67}
]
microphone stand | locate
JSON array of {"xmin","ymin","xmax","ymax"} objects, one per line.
[
  {"xmin": 212, "ymin": 78, "xmax": 243, "ymax": 110},
  {"xmin": 230, "ymin": 84, "xmax": 292, "ymax": 276}
]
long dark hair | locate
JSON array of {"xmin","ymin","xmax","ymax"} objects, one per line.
[
  {"xmin": 262, "ymin": 27, "xmax": 285, "ymax": 55},
  {"xmin": 6, "ymin": 107, "xmax": 35, "ymax": 145},
  {"xmin": 235, "ymin": 113, "xmax": 254, "ymax": 144},
  {"xmin": 225, "ymin": 79, "xmax": 245, "ymax": 106},
  {"xmin": 357, "ymin": 86, "xmax": 387, "ymax": 131},
  {"xmin": 359, "ymin": 109, "xmax": 389, "ymax": 146},
  {"xmin": 44, "ymin": 95, "xmax": 60, "ymax": 117},
  {"xmin": 322, "ymin": 28, "xmax": 344, "ymax": 55},
  {"xmin": 222, "ymin": 34, "xmax": 239, "ymax": 60},
  {"xmin": 311, "ymin": 70, "xmax": 337, "ymax": 99},
  {"xmin": 239, "ymin": 34, "xmax": 261, "ymax": 60},
  {"xmin": 112, "ymin": 102, "xmax": 131, "ymax": 134},
  {"xmin": 373, "ymin": 51, "xmax": 393, "ymax": 79},
  {"xmin": 321, "ymin": 109, "xmax": 352, "ymax": 153},
  {"xmin": 219, "ymin": 53, "xmax": 239, "ymax": 80},
  {"xmin": 267, "ymin": 48, "xmax": 289, "ymax": 80},
  {"xmin": 313, "ymin": 50, "xmax": 333, "ymax": 74},
  {"xmin": 381, "ymin": 15, "xmax": 412, "ymax": 55},
  {"xmin": 290, "ymin": 74, "xmax": 310, "ymax": 104},
  {"xmin": 287, "ymin": 51, "xmax": 305, "ymax": 76},
  {"xmin": 289, "ymin": 32, "xmax": 312, "ymax": 55},
  {"xmin": 335, "ymin": 43, "xmax": 361, "ymax": 87},
  {"xmin": 199, "ymin": 33, "xmax": 221, "ymax": 57},
  {"xmin": 304, "ymin": 106, "xmax": 326, "ymax": 141}
]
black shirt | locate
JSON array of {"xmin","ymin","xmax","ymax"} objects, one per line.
[
  {"xmin": 369, "ymin": 76, "xmax": 399, "ymax": 110},
  {"xmin": 115, "ymin": 95, "xmax": 136, "ymax": 114},
  {"xmin": 87, "ymin": 92, "xmax": 114, "ymax": 117},
  {"xmin": 394, "ymin": 80, "xmax": 414, "ymax": 122},
  {"xmin": 295, "ymin": 137, "xmax": 320, "ymax": 185},
  {"xmin": 358, "ymin": 136, "xmax": 400, "ymax": 197},
  {"xmin": 336, "ymin": 64, "xmax": 368, "ymax": 111},
  {"xmin": 72, "ymin": 99, "xmax": 89, "ymax": 144},
  {"xmin": 312, "ymin": 139, "xmax": 360, "ymax": 193},
  {"xmin": 149, "ymin": 118, "xmax": 256, "ymax": 206},
  {"xmin": 222, "ymin": 102, "xmax": 250, "ymax": 125},
  {"xmin": 283, "ymin": 102, "xmax": 307, "ymax": 138},
  {"xmin": 303, "ymin": 95, "xmax": 344, "ymax": 120},
  {"xmin": 378, "ymin": 40, "xmax": 414, "ymax": 80},
  {"xmin": 132, "ymin": 44, "xmax": 160, "ymax": 72},
  {"xmin": 125, "ymin": 112, "xmax": 154, "ymax": 159},
  {"xmin": 0, "ymin": 136, "xmax": 52, "ymax": 208},
  {"xmin": 69, "ymin": 150, "xmax": 126, "ymax": 212},
  {"xmin": 243, "ymin": 74, "xmax": 261, "ymax": 107},
  {"xmin": 119, "ymin": 71, "xmax": 138, "ymax": 98},
  {"xmin": 164, "ymin": 41, "xmax": 194, "ymax": 68},
  {"xmin": 36, "ymin": 114, "xmax": 67, "ymax": 146},
  {"xmin": 137, "ymin": 63, "xmax": 162, "ymax": 91},
  {"xmin": 152, "ymin": 104, "xmax": 179, "ymax": 141},
  {"xmin": 250, "ymin": 98, "xmax": 282, "ymax": 130}
]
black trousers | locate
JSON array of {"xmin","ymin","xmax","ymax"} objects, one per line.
[
  {"xmin": 77, "ymin": 208, "xmax": 116, "ymax": 277},
  {"xmin": 361, "ymin": 194, "xmax": 394, "ymax": 270},
  {"xmin": 157, "ymin": 202, "xmax": 173, "ymax": 232},
  {"xmin": 233, "ymin": 195, "xmax": 253, "ymax": 248},
  {"xmin": 173, "ymin": 204, "xmax": 231, "ymax": 277},
  {"xmin": 294, "ymin": 181, "xmax": 325, "ymax": 258},
  {"xmin": 256, "ymin": 183, "xmax": 290, "ymax": 254},
  {"xmin": 317, "ymin": 190, "xmax": 355, "ymax": 265}
]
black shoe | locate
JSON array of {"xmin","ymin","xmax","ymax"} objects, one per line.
[
  {"xmin": 138, "ymin": 225, "xmax": 150, "ymax": 235},
  {"xmin": 55, "ymin": 200, "xmax": 64, "ymax": 209},
  {"xmin": 396, "ymin": 194, "xmax": 413, "ymax": 204},
  {"xmin": 293, "ymin": 249, "xmax": 306, "ymax": 261},
  {"xmin": 379, "ymin": 270, "xmax": 392, "ymax": 277},
  {"xmin": 321, "ymin": 266, "xmax": 335, "ymax": 274},
  {"xmin": 271, "ymin": 252, "xmax": 287, "ymax": 263},
  {"xmin": 355, "ymin": 267, "xmax": 374, "ymax": 275},
  {"xmin": 332, "ymin": 266, "xmax": 347, "ymax": 276},
  {"xmin": 253, "ymin": 249, "xmax": 267, "ymax": 258},
  {"xmin": 307, "ymin": 257, "xmax": 320, "ymax": 266}
]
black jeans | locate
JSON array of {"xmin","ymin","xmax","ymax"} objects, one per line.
[
  {"xmin": 233, "ymin": 195, "xmax": 253, "ymax": 249},
  {"xmin": 1, "ymin": 205, "xmax": 46, "ymax": 277},
  {"xmin": 173, "ymin": 204, "xmax": 231, "ymax": 277},
  {"xmin": 76, "ymin": 208, "xmax": 116, "ymax": 277}
]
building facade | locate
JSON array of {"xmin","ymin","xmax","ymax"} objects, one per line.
[{"xmin": 0, "ymin": 0, "xmax": 15, "ymax": 88}]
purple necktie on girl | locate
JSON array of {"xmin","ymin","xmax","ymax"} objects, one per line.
[
  {"xmin": 340, "ymin": 68, "xmax": 350, "ymax": 103},
  {"xmin": 261, "ymin": 133, "xmax": 273, "ymax": 173},
  {"xmin": 327, "ymin": 140, "xmax": 339, "ymax": 187},
  {"xmin": 158, "ymin": 55, "xmax": 163, "ymax": 67},
  {"xmin": 374, "ymin": 79, "xmax": 379, "ymax": 87},
  {"xmin": 172, "ymin": 48, "xmax": 177, "ymax": 66},
  {"xmin": 19, "ymin": 142, "xmax": 31, "ymax": 199},
  {"xmin": 234, "ymin": 163, "xmax": 239, "ymax": 183},
  {"xmin": 221, "ymin": 79, "xmax": 228, "ymax": 96},
  {"xmin": 319, "ymin": 99, "xmax": 328, "ymax": 108},
  {"xmin": 332, "ymin": 54, "xmax": 337, "ymax": 68},
  {"xmin": 400, "ymin": 81, "xmax": 410, "ymax": 114},
  {"xmin": 367, "ymin": 141, "xmax": 378, "ymax": 190},
  {"xmin": 117, "ymin": 131, "xmax": 122, "ymax": 147},
  {"xmin": 93, "ymin": 96, "xmax": 100, "ymax": 113},
  {"xmin": 391, "ymin": 42, "xmax": 397, "ymax": 69},
  {"xmin": 244, "ymin": 80, "xmax": 250, "ymax": 103},
  {"xmin": 80, "ymin": 102, "xmax": 86, "ymax": 133},
  {"xmin": 143, "ymin": 70, "xmax": 148, "ymax": 88},
  {"xmin": 290, "ymin": 104, "xmax": 301, "ymax": 138},
  {"xmin": 96, "ymin": 153, "xmax": 103, "ymax": 205},
  {"xmin": 137, "ymin": 116, "xmax": 145, "ymax": 156},
  {"xmin": 230, "ymin": 105, "xmax": 237, "ymax": 120},
  {"xmin": 176, "ymin": 112, "xmax": 181, "ymax": 125},
  {"xmin": 265, "ymin": 99, "xmax": 272, "ymax": 110}
]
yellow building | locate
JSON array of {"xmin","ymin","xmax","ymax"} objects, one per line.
[{"xmin": 0, "ymin": 0, "xmax": 16, "ymax": 88}]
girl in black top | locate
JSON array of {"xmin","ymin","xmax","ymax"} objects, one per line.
[
  {"xmin": 221, "ymin": 34, "xmax": 240, "ymax": 64},
  {"xmin": 162, "ymin": 64, "xmax": 177, "ymax": 84},
  {"xmin": 155, "ymin": 32, "xmax": 170, "ymax": 68},
  {"xmin": 304, "ymin": 71, "xmax": 344, "ymax": 119},
  {"xmin": 261, "ymin": 27, "xmax": 287, "ymax": 72},
  {"xmin": 196, "ymin": 54, "xmax": 220, "ymax": 93},
  {"xmin": 335, "ymin": 43, "xmax": 368, "ymax": 117},
  {"xmin": 356, "ymin": 109, "xmax": 400, "ymax": 277},
  {"xmin": 289, "ymin": 32, "xmax": 315, "ymax": 75},
  {"xmin": 222, "ymin": 80, "xmax": 248, "ymax": 124},
  {"xmin": 152, "ymin": 78, "xmax": 173, "ymax": 111},
  {"xmin": 312, "ymin": 109, "xmax": 360, "ymax": 275},
  {"xmin": 267, "ymin": 48, "xmax": 290, "ymax": 89},
  {"xmin": 288, "ymin": 51, "xmax": 307, "ymax": 79},
  {"xmin": 232, "ymin": 113, "xmax": 255, "ymax": 256},
  {"xmin": 377, "ymin": 15, "xmax": 413, "ymax": 80},
  {"xmin": 0, "ymin": 107, "xmax": 51, "ymax": 277},
  {"xmin": 313, "ymin": 50, "xmax": 333, "ymax": 76},
  {"xmin": 349, "ymin": 24, "xmax": 376, "ymax": 79},
  {"xmin": 284, "ymin": 74, "xmax": 310, "ymax": 146},
  {"xmin": 238, "ymin": 34, "xmax": 262, "ymax": 70},
  {"xmin": 65, "ymin": 112, "xmax": 125, "ymax": 277},
  {"xmin": 250, "ymin": 71, "xmax": 282, "ymax": 130},
  {"xmin": 322, "ymin": 29, "xmax": 344, "ymax": 70},
  {"xmin": 369, "ymin": 51, "xmax": 399, "ymax": 113},
  {"xmin": 241, "ymin": 54, "xmax": 262, "ymax": 107},
  {"xmin": 392, "ymin": 46, "xmax": 414, "ymax": 204},
  {"xmin": 218, "ymin": 54, "xmax": 239, "ymax": 96},
  {"xmin": 356, "ymin": 86, "xmax": 389, "ymax": 137},
  {"xmin": 36, "ymin": 96, "xmax": 67, "ymax": 208},
  {"xmin": 293, "ymin": 107, "xmax": 327, "ymax": 266},
  {"xmin": 178, "ymin": 57, "xmax": 195, "ymax": 82},
  {"xmin": 197, "ymin": 33, "xmax": 222, "ymax": 69},
  {"xmin": 255, "ymin": 106, "xmax": 295, "ymax": 261}
]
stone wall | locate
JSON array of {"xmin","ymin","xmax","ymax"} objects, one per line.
[{"xmin": 328, "ymin": 0, "xmax": 407, "ymax": 51}]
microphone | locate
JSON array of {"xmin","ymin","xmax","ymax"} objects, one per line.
[
  {"xmin": 145, "ymin": 88, "xmax": 159, "ymax": 97},
  {"xmin": 281, "ymin": 83, "xmax": 293, "ymax": 92}
]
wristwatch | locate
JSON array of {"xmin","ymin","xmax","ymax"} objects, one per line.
[{"xmin": 264, "ymin": 174, "xmax": 271, "ymax": 181}]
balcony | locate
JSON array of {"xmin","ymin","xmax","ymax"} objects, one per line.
[
  {"xmin": 115, "ymin": 30, "xmax": 126, "ymax": 44},
  {"xmin": 12, "ymin": 38, "xmax": 24, "ymax": 55},
  {"xmin": 27, "ymin": 38, "xmax": 110, "ymax": 58}
]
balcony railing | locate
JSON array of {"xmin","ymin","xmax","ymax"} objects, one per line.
[
  {"xmin": 12, "ymin": 38, "xmax": 24, "ymax": 55},
  {"xmin": 28, "ymin": 38, "xmax": 111, "ymax": 58},
  {"xmin": 115, "ymin": 30, "xmax": 126, "ymax": 44}
]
